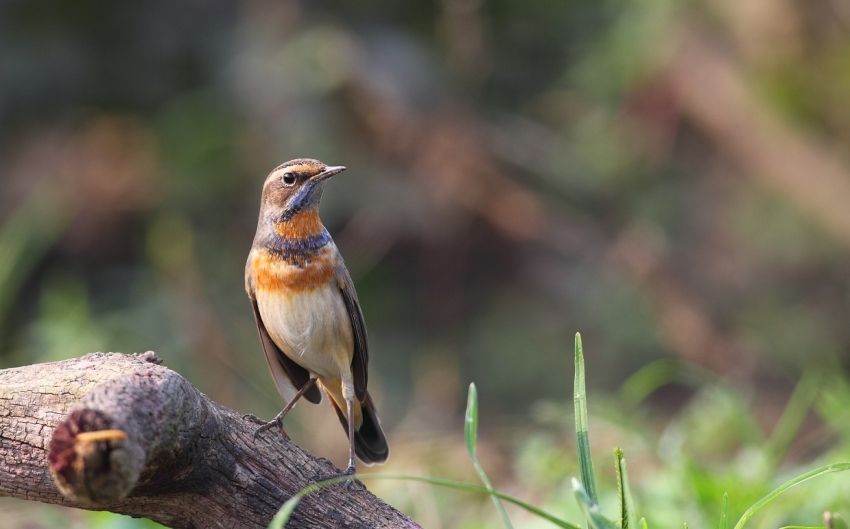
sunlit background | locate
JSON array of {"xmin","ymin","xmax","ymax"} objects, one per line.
[{"xmin": 2, "ymin": 1, "xmax": 850, "ymax": 527}]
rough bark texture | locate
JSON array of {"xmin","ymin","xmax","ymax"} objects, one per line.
[{"xmin": 0, "ymin": 352, "xmax": 419, "ymax": 529}]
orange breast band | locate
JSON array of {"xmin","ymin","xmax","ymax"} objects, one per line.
[{"xmin": 251, "ymin": 248, "xmax": 336, "ymax": 292}]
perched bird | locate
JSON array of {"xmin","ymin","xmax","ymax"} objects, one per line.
[{"xmin": 245, "ymin": 158, "xmax": 389, "ymax": 473}]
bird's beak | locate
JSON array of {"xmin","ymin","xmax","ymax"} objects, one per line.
[{"xmin": 312, "ymin": 165, "xmax": 347, "ymax": 182}]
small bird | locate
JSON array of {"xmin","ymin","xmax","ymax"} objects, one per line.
[{"xmin": 245, "ymin": 158, "xmax": 389, "ymax": 474}]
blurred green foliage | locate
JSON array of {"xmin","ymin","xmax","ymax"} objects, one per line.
[{"xmin": 1, "ymin": 0, "xmax": 849, "ymax": 527}]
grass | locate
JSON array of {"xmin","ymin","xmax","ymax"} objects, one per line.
[
  {"xmin": 732, "ymin": 463, "xmax": 850, "ymax": 529},
  {"xmin": 267, "ymin": 332, "xmax": 850, "ymax": 528},
  {"xmin": 574, "ymin": 333, "xmax": 599, "ymax": 507},
  {"xmin": 466, "ymin": 381, "xmax": 514, "ymax": 528},
  {"xmin": 615, "ymin": 448, "xmax": 636, "ymax": 529}
]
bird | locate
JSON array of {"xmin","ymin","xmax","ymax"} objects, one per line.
[{"xmin": 244, "ymin": 158, "xmax": 389, "ymax": 474}]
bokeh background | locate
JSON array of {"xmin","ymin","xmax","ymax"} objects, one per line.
[{"xmin": 2, "ymin": 1, "xmax": 850, "ymax": 527}]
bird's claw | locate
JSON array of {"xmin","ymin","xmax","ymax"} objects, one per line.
[
  {"xmin": 341, "ymin": 466, "xmax": 358, "ymax": 490},
  {"xmin": 319, "ymin": 465, "xmax": 358, "ymax": 490},
  {"xmin": 242, "ymin": 413, "xmax": 265, "ymax": 424},
  {"xmin": 251, "ymin": 417, "xmax": 288, "ymax": 441}
]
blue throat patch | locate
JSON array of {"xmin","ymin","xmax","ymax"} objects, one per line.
[
  {"xmin": 277, "ymin": 181, "xmax": 320, "ymax": 222},
  {"xmin": 265, "ymin": 230, "xmax": 331, "ymax": 265}
]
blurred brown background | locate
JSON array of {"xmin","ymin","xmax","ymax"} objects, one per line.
[{"xmin": 1, "ymin": 0, "xmax": 849, "ymax": 527}]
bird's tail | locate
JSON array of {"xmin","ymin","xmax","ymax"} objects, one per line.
[
  {"xmin": 320, "ymin": 380, "xmax": 389, "ymax": 465},
  {"xmin": 349, "ymin": 392, "xmax": 389, "ymax": 464}
]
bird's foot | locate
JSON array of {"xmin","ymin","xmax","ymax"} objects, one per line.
[
  {"xmin": 242, "ymin": 413, "xmax": 265, "ymax": 424},
  {"xmin": 320, "ymin": 464, "xmax": 358, "ymax": 490},
  {"xmin": 250, "ymin": 416, "xmax": 288, "ymax": 441}
]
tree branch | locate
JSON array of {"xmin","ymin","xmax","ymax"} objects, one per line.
[{"xmin": 0, "ymin": 352, "xmax": 420, "ymax": 529}]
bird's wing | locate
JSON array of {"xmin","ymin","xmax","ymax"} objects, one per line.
[
  {"xmin": 335, "ymin": 263, "xmax": 368, "ymax": 401},
  {"xmin": 249, "ymin": 295, "xmax": 322, "ymax": 404}
]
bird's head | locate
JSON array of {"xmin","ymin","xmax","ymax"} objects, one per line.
[{"xmin": 259, "ymin": 158, "xmax": 346, "ymax": 220}]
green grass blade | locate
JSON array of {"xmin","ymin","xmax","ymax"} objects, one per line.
[
  {"xmin": 375, "ymin": 474, "xmax": 580, "ymax": 529},
  {"xmin": 465, "ymin": 382, "xmax": 479, "ymax": 458},
  {"xmin": 639, "ymin": 518, "xmax": 649, "ymax": 529},
  {"xmin": 734, "ymin": 462, "xmax": 850, "ymax": 529},
  {"xmin": 618, "ymin": 359, "xmax": 682, "ymax": 408},
  {"xmin": 267, "ymin": 473, "xmax": 580, "ymax": 529},
  {"xmin": 765, "ymin": 371, "xmax": 822, "ymax": 465},
  {"xmin": 0, "ymin": 198, "xmax": 64, "ymax": 334},
  {"xmin": 615, "ymin": 448, "xmax": 636, "ymax": 529},
  {"xmin": 574, "ymin": 332, "xmax": 599, "ymax": 505},
  {"xmin": 465, "ymin": 383, "xmax": 514, "ymax": 529},
  {"xmin": 573, "ymin": 477, "xmax": 618, "ymax": 529},
  {"xmin": 719, "ymin": 492, "xmax": 728, "ymax": 529},
  {"xmin": 266, "ymin": 476, "xmax": 355, "ymax": 529},
  {"xmin": 267, "ymin": 495, "xmax": 303, "ymax": 529},
  {"xmin": 777, "ymin": 526, "xmax": 824, "ymax": 529}
]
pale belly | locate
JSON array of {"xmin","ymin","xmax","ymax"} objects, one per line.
[{"xmin": 255, "ymin": 283, "xmax": 354, "ymax": 379}]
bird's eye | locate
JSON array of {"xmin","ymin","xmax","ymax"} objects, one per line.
[{"xmin": 282, "ymin": 172, "xmax": 296, "ymax": 186}]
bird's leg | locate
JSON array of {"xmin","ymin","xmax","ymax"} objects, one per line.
[
  {"xmin": 251, "ymin": 377, "xmax": 317, "ymax": 440},
  {"xmin": 344, "ymin": 396, "xmax": 356, "ymax": 475},
  {"xmin": 317, "ymin": 379, "xmax": 359, "ymax": 487},
  {"xmin": 318, "ymin": 395, "xmax": 358, "ymax": 490}
]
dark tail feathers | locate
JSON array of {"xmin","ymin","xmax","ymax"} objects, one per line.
[{"xmin": 331, "ymin": 392, "xmax": 389, "ymax": 465}]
